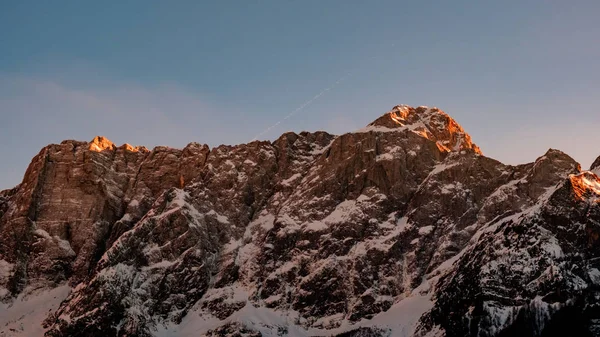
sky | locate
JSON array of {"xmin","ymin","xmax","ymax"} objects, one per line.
[{"xmin": 1, "ymin": 1, "xmax": 599, "ymax": 189}]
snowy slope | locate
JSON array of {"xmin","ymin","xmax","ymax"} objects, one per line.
[
  {"xmin": 0, "ymin": 286, "xmax": 71, "ymax": 337},
  {"xmin": 1, "ymin": 105, "xmax": 599, "ymax": 337}
]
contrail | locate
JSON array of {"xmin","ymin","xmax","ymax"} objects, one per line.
[
  {"xmin": 249, "ymin": 42, "xmax": 397, "ymax": 142},
  {"xmin": 250, "ymin": 71, "xmax": 352, "ymax": 142}
]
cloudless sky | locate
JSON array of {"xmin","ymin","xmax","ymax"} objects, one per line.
[{"xmin": 1, "ymin": 1, "xmax": 599, "ymax": 189}]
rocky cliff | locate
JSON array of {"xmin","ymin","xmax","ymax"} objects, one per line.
[{"xmin": 0, "ymin": 105, "xmax": 598, "ymax": 337}]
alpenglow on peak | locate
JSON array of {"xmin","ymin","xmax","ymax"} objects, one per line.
[{"xmin": 363, "ymin": 105, "xmax": 482, "ymax": 154}]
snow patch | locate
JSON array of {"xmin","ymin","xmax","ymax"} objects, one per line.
[
  {"xmin": 33, "ymin": 229, "xmax": 76, "ymax": 256},
  {"xmin": 0, "ymin": 285, "xmax": 71, "ymax": 337},
  {"xmin": 281, "ymin": 173, "xmax": 302, "ymax": 187},
  {"xmin": 143, "ymin": 260, "xmax": 177, "ymax": 270},
  {"xmin": 207, "ymin": 210, "xmax": 230, "ymax": 224},
  {"xmin": 588, "ymin": 268, "xmax": 600, "ymax": 285},
  {"xmin": 223, "ymin": 239, "xmax": 242, "ymax": 256},
  {"xmin": 428, "ymin": 162, "xmax": 460, "ymax": 176},
  {"xmin": 0, "ymin": 260, "xmax": 14, "ymax": 298},
  {"xmin": 540, "ymin": 236, "xmax": 564, "ymax": 259},
  {"xmin": 155, "ymin": 294, "xmax": 433, "ymax": 337},
  {"xmin": 303, "ymin": 221, "xmax": 328, "ymax": 232},
  {"xmin": 418, "ymin": 226, "xmax": 434, "ymax": 235}
]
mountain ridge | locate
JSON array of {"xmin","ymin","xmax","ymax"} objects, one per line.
[{"xmin": 1, "ymin": 105, "xmax": 599, "ymax": 337}]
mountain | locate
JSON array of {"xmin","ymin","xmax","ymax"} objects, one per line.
[{"xmin": 0, "ymin": 105, "xmax": 599, "ymax": 337}]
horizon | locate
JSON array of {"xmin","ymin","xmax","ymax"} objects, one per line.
[{"xmin": 2, "ymin": 1, "xmax": 600, "ymax": 189}]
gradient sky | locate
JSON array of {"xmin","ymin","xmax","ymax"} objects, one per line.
[{"xmin": 1, "ymin": 1, "xmax": 599, "ymax": 189}]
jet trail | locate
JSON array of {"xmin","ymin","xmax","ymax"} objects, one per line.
[
  {"xmin": 249, "ymin": 42, "xmax": 397, "ymax": 142},
  {"xmin": 250, "ymin": 72, "xmax": 352, "ymax": 142}
]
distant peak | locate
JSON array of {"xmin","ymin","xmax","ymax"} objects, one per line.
[
  {"xmin": 119, "ymin": 143, "xmax": 149, "ymax": 153},
  {"xmin": 570, "ymin": 171, "xmax": 600, "ymax": 200},
  {"xmin": 362, "ymin": 105, "xmax": 482, "ymax": 154},
  {"xmin": 87, "ymin": 136, "xmax": 148, "ymax": 153},
  {"xmin": 591, "ymin": 155, "xmax": 600, "ymax": 175},
  {"xmin": 89, "ymin": 136, "xmax": 115, "ymax": 152}
]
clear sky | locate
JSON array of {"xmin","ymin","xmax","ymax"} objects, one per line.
[{"xmin": 1, "ymin": 1, "xmax": 599, "ymax": 189}]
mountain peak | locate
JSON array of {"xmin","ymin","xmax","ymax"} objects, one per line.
[
  {"xmin": 89, "ymin": 135, "xmax": 115, "ymax": 152},
  {"xmin": 3, "ymin": 104, "xmax": 600, "ymax": 336},
  {"xmin": 364, "ymin": 105, "xmax": 482, "ymax": 154},
  {"xmin": 591, "ymin": 155, "xmax": 600, "ymax": 175},
  {"xmin": 88, "ymin": 136, "xmax": 148, "ymax": 153}
]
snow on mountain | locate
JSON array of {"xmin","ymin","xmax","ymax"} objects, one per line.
[
  {"xmin": 0, "ymin": 105, "xmax": 599, "ymax": 336},
  {"xmin": 0, "ymin": 285, "xmax": 71, "ymax": 337}
]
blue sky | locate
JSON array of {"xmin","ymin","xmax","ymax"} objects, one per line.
[{"xmin": 1, "ymin": 1, "xmax": 599, "ymax": 189}]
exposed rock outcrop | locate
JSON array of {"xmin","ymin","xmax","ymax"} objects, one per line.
[
  {"xmin": 591, "ymin": 155, "xmax": 600, "ymax": 175},
  {"xmin": 0, "ymin": 105, "xmax": 598, "ymax": 337}
]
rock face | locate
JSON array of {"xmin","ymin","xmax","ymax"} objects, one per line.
[
  {"xmin": 0, "ymin": 105, "xmax": 599, "ymax": 337},
  {"xmin": 591, "ymin": 155, "xmax": 600, "ymax": 175}
]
